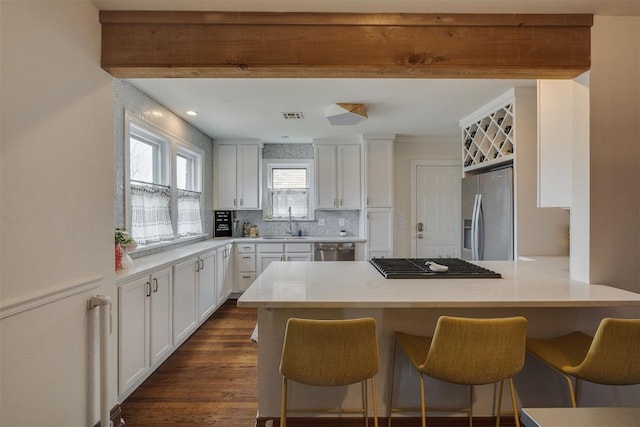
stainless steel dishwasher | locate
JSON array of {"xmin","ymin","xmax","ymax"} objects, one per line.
[{"xmin": 314, "ymin": 242, "xmax": 355, "ymax": 261}]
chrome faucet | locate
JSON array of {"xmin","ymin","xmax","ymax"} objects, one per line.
[{"xmin": 286, "ymin": 206, "xmax": 293, "ymax": 236}]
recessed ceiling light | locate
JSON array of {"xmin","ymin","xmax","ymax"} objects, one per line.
[{"xmin": 186, "ymin": 110, "xmax": 198, "ymax": 116}]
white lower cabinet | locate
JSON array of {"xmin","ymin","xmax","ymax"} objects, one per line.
[
  {"xmin": 173, "ymin": 250, "xmax": 219, "ymax": 336},
  {"xmin": 235, "ymin": 243, "xmax": 256, "ymax": 292},
  {"xmin": 216, "ymin": 244, "xmax": 233, "ymax": 305},
  {"xmin": 118, "ymin": 245, "xmax": 234, "ymax": 400},
  {"xmin": 196, "ymin": 251, "xmax": 216, "ymax": 322},
  {"xmin": 256, "ymin": 243, "xmax": 313, "ymax": 275},
  {"xmin": 173, "ymin": 256, "xmax": 201, "ymax": 344},
  {"xmin": 118, "ymin": 267, "xmax": 172, "ymax": 397}
]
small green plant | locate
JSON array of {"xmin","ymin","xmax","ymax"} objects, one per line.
[{"xmin": 115, "ymin": 228, "xmax": 135, "ymax": 247}]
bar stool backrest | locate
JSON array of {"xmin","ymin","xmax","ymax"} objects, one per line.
[
  {"xmin": 566, "ymin": 318, "xmax": 640, "ymax": 385},
  {"xmin": 280, "ymin": 317, "xmax": 379, "ymax": 387},
  {"xmin": 421, "ymin": 316, "xmax": 528, "ymax": 385}
]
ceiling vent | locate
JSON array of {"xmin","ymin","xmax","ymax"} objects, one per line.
[
  {"xmin": 326, "ymin": 103, "xmax": 368, "ymax": 126},
  {"xmin": 282, "ymin": 112, "xmax": 304, "ymax": 120}
]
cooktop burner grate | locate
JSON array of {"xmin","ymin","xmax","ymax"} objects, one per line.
[{"xmin": 369, "ymin": 258, "xmax": 502, "ymax": 279}]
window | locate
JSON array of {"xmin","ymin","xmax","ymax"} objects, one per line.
[
  {"xmin": 176, "ymin": 147, "xmax": 203, "ymax": 237},
  {"xmin": 126, "ymin": 113, "xmax": 204, "ymax": 248},
  {"xmin": 263, "ymin": 160, "xmax": 314, "ymax": 220}
]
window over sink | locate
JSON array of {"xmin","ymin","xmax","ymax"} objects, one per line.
[{"xmin": 263, "ymin": 159, "xmax": 314, "ymax": 221}]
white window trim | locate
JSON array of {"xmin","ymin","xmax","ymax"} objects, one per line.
[
  {"xmin": 124, "ymin": 111, "xmax": 207, "ymax": 250},
  {"xmin": 262, "ymin": 158, "xmax": 315, "ymax": 221},
  {"xmin": 176, "ymin": 144, "xmax": 203, "ymax": 193}
]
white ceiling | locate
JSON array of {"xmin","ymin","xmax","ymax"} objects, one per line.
[
  {"xmin": 95, "ymin": 0, "xmax": 638, "ymax": 143},
  {"xmin": 129, "ymin": 78, "xmax": 535, "ymax": 143}
]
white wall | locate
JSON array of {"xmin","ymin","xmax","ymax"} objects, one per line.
[
  {"xmin": 588, "ymin": 16, "xmax": 640, "ymax": 293},
  {"xmin": 0, "ymin": 1, "xmax": 115, "ymax": 425},
  {"xmin": 393, "ymin": 137, "xmax": 460, "ymax": 257}
]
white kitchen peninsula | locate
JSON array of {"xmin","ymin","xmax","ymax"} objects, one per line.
[{"xmin": 237, "ymin": 258, "xmax": 640, "ymax": 423}]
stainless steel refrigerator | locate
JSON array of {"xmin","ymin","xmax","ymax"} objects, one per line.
[{"xmin": 461, "ymin": 167, "xmax": 514, "ymax": 260}]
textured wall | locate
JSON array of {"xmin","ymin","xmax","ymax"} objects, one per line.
[
  {"xmin": 1, "ymin": 1, "xmax": 115, "ymax": 424},
  {"xmin": 233, "ymin": 209, "xmax": 360, "ymax": 237},
  {"xmin": 262, "ymin": 143, "xmax": 313, "ymax": 159},
  {"xmin": 113, "ymin": 80, "xmax": 214, "ymax": 250},
  {"xmin": 588, "ymin": 16, "xmax": 640, "ymax": 292}
]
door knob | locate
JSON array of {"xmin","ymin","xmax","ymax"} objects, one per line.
[{"xmin": 418, "ymin": 233, "xmax": 423, "ymax": 239}]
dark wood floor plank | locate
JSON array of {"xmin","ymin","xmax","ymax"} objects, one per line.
[{"xmin": 120, "ymin": 299, "xmax": 258, "ymax": 426}]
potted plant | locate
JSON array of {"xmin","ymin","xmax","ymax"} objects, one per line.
[{"xmin": 115, "ymin": 228, "xmax": 137, "ymax": 270}]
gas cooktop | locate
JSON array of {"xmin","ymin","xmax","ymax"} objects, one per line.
[{"xmin": 370, "ymin": 258, "xmax": 502, "ymax": 279}]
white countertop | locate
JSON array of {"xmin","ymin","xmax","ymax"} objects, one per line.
[
  {"xmin": 115, "ymin": 236, "xmax": 366, "ymax": 285},
  {"xmin": 116, "ymin": 239, "xmax": 234, "ymax": 284},
  {"xmin": 237, "ymin": 257, "xmax": 640, "ymax": 308},
  {"xmin": 231, "ymin": 236, "xmax": 366, "ymax": 243}
]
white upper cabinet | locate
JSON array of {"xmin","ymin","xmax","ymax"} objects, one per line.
[
  {"xmin": 315, "ymin": 144, "xmax": 338, "ymax": 208},
  {"xmin": 215, "ymin": 142, "xmax": 261, "ymax": 209},
  {"xmin": 237, "ymin": 144, "xmax": 260, "ymax": 208},
  {"xmin": 216, "ymin": 144, "xmax": 238, "ymax": 209},
  {"xmin": 315, "ymin": 143, "xmax": 362, "ymax": 209},
  {"xmin": 367, "ymin": 208, "xmax": 394, "ymax": 258},
  {"xmin": 537, "ymin": 78, "xmax": 588, "ymax": 208},
  {"xmin": 365, "ymin": 138, "xmax": 394, "ymax": 208}
]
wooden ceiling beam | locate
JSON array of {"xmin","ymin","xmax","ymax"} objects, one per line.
[{"xmin": 100, "ymin": 11, "xmax": 592, "ymax": 79}]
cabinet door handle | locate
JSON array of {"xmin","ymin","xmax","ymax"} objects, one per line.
[
  {"xmin": 243, "ymin": 256, "xmax": 251, "ymax": 259},
  {"xmin": 340, "ymin": 198, "xmax": 344, "ymax": 206},
  {"xmin": 240, "ymin": 198, "xmax": 244, "ymax": 207},
  {"xmin": 242, "ymin": 275, "xmax": 251, "ymax": 279},
  {"xmin": 195, "ymin": 260, "xmax": 200, "ymax": 272},
  {"xmin": 153, "ymin": 278, "xmax": 158, "ymax": 292},
  {"xmin": 200, "ymin": 259, "xmax": 204, "ymax": 270},
  {"xmin": 145, "ymin": 281, "xmax": 151, "ymax": 297},
  {"xmin": 233, "ymin": 198, "xmax": 237, "ymax": 207}
]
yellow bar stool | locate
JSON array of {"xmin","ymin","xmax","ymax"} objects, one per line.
[
  {"xmin": 387, "ymin": 316, "xmax": 528, "ymax": 427},
  {"xmin": 526, "ymin": 317, "xmax": 640, "ymax": 408},
  {"xmin": 279, "ymin": 317, "xmax": 380, "ymax": 427}
]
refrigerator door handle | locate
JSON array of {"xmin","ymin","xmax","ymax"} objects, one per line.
[
  {"xmin": 471, "ymin": 194, "xmax": 479, "ymax": 260},
  {"xmin": 476, "ymin": 194, "xmax": 484, "ymax": 260}
]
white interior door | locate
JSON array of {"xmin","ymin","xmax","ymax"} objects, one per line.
[{"xmin": 414, "ymin": 164, "xmax": 461, "ymax": 258}]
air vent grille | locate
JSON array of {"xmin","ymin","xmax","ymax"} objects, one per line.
[{"xmin": 282, "ymin": 112, "xmax": 304, "ymax": 120}]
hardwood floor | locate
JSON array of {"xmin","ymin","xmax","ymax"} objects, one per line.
[
  {"xmin": 120, "ymin": 299, "xmax": 258, "ymax": 426},
  {"xmin": 120, "ymin": 300, "xmax": 519, "ymax": 427}
]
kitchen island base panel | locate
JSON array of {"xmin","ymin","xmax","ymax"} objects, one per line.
[{"xmin": 255, "ymin": 306, "xmax": 640, "ymax": 420}]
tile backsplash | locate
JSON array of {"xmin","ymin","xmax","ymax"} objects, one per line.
[{"xmin": 233, "ymin": 210, "xmax": 360, "ymax": 237}]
